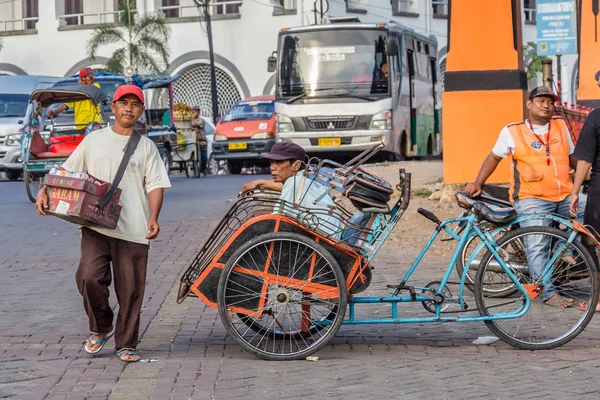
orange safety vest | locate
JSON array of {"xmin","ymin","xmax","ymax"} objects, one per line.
[{"xmin": 508, "ymin": 117, "xmax": 572, "ymax": 203}]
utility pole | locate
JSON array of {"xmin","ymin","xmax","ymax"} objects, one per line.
[{"xmin": 194, "ymin": 0, "xmax": 219, "ymax": 124}]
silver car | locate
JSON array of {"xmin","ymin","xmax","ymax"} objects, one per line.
[{"xmin": 0, "ymin": 76, "xmax": 62, "ymax": 180}]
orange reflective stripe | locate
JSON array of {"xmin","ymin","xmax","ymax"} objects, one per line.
[{"xmin": 507, "ymin": 119, "xmax": 572, "ymax": 203}]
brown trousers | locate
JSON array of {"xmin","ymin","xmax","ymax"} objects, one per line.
[{"xmin": 76, "ymin": 227, "xmax": 149, "ymax": 350}]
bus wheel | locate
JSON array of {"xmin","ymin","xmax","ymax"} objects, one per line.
[
  {"xmin": 397, "ymin": 134, "xmax": 407, "ymax": 161},
  {"xmin": 427, "ymin": 135, "xmax": 433, "ymax": 156}
]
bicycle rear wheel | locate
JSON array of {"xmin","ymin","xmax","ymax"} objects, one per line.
[
  {"xmin": 474, "ymin": 226, "xmax": 598, "ymax": 349},
  {"xmin": 456, "ymin": 231, "xmax": 520, "ymax": 298}
]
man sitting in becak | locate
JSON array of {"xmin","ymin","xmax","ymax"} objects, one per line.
[{"xmin": 238, "ymin": 142, "xmax": 341, "ymax": 237}]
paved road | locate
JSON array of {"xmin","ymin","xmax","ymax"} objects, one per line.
[{"xmin": 1, "ymin": 172, "xmax": 600, "ymax": 399}]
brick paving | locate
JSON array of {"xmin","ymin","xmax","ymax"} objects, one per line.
[{"xmin": 2, "ymin": 178, "xmax": 600, "ymax": 399}]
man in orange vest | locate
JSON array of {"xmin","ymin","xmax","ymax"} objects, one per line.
[{"xmin": 466, "ymin": 86, "xmax": 583, "ymax": 308}]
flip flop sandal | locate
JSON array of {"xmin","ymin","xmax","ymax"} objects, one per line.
[
  {"xmin": 575, "ymin": 301, "xmax": 600, "ymax": 312},
  {"xmin": 116, "ymin": 349, "xmax": 140, "ymax": 363},
  {"xmin": 84, "ymin": 327, "xmax": 115, "ymax": 354},
  {"xmin": 543, "ymin": 297, "xmax": 573, "ymax": 308}
]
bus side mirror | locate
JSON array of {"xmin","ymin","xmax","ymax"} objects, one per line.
[
  {"xmin": 267, "ymin": 52, "xmax": 277, "ymax": 73},
  {"xmin": 387, "ymin": 39, "xmax": 399, "ymax": 56}
]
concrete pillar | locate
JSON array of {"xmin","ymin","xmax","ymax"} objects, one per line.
[
  {"xmin": 576, "ymin": 0, "xmax": 600, "ymax": 108},
  {"xmin": 442, "ymin": 0, "xmax": 527, "ymax": 184}
]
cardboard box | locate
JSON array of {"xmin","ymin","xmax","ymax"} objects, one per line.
[{"xmin": 44, "ymin": 174, "xmax": 122, "ymax": 229}]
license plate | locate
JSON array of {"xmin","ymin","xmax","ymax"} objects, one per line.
[
  {"xmin": 228, "ymin": 142, "xmax": 247, "ymax": 150},
  {"xmin": 318, "ymin": 138, "xmax": 341, "ymax": 146}
]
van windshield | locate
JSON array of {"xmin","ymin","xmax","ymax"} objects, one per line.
[
  {"xmin": 0, "ymin": 94, "xmax": 29, "ymax": 118},
  {"xmin": 222, "ymin": 101, "xmax": 274, "ymax": 122}
]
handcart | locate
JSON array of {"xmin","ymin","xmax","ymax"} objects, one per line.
[
  {"xmin": 21, "ymin": 84, "xmax": 108, "ymax": 202},
  {"xmin": 177, "ymin": 144, "xmax": 600, "ymax": 360},
  {"xmin": 171, "ymin": 104, "xmax": 203, "ymax": 178}
]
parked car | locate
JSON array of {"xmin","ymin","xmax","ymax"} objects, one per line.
[
  {"xmin": 0, "ymin": 76, "xmax": 62, "ymax": 180},
  {"xmin": 211, "ymin": 95, "xmax": 275, "ymax": 174}
]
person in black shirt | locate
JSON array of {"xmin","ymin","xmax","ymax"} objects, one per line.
[{"xmin": 570, "ymin": 108, "xmax": 600, "ymax": 312}]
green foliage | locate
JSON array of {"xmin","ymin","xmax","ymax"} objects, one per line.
[
  {"xmin": 524, "ymin": 42, "xmax": 550, "ymax": 80},
  {"xmin": 87, "ymin": 0, "xmax": 171, "ymax": 74}
]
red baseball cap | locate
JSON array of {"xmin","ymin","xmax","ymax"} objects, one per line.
[
  {"xmin": 112, "ymin": 84, "xmax": 145, "ymax": 104},
  {"xmin": 79, "ymin": 67, "xmax": 95, "ymax": 78}
]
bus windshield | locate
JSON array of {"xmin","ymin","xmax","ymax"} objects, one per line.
[{"xmin": 277, "ymin": 29, "xmax": 390, "ymax": 98}]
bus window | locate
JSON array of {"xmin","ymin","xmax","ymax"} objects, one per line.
[{"xmin": 407, "ymin": 50, "xmax": 415, "ymax": 77}]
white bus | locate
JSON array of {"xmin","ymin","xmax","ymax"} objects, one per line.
[{"xmin": 268, "ymin": 18, "xmax": 442, "ymax": 160}]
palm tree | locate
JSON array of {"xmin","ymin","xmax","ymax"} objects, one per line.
[{"xmin": 87, "ymin": 0, "xmax": 171, "ymax": 74}]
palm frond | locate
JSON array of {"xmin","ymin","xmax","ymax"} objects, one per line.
[
  {"xmin": 133, "ymin": 14, "xmax": 170, "ymax": 43},
  {"xmin": 105, "ymin": 48, "xmax": 127, "ymax": 73},
  {"xmin": 87, "ymin": 26, "xmax": 125, "ymax": 60},
  {"xmin": 137, "ymin": 34, "xmax": 170, "ymax": 68},
  {"xmin": 117, "ymin": 0, "xmax": 136, "ymax": 27},
  {"xmin": 132, "ymin": 46, "xmax": 164, "ymax": 74}
]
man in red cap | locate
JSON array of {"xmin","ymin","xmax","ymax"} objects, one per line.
[
  {"xmin": 49, "ymin": 67, "xmax": 102, "ymax": 129},
  {"xmin": 36, "ymin": 84, "xmax": 171, "ymax": 362}
]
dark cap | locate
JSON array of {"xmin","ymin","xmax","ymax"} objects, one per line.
[
  {"xmin": 112, "ymin": 84, "xmax": 145, "ymax": 104},
  {"xmin": 529, "ymin": 86, "xmax": 559, "ymax": 101},
  {"xmin": 79, "ymin": 67, "xmax": 95, "ymax": 78},
  {"xmin": 261, "ymin": 142, "xmax": 305, "ymax": 161},
  {"xmin": 192, "ymin": 105, "xmax": 200, "ymax": 111}
]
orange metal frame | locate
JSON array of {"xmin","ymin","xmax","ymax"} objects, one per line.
[{"xmin": 189, "ymin": 214, "xmax": 363, "ymax": 316}]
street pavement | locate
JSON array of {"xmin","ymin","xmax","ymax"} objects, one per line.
[{"xmin": 1, "ymin": 172, "xmax": 600, "ymax": 400}]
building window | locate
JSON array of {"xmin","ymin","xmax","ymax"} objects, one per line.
[
  {"xmin": 162, "ymin": 0, "xmax": 179, "ymax": 18},
  {"xmin": 524, "ymin": 0, "xmax": 536, "ymax": 24},
  {"xmin": 432, "ymin": 0, "xmax": 448, "ymax": 18},
  {"xmin": 392, "ymin": 0, "xmax": 418, "ymax": 16},
  {"xmin": 214, "ymin": 0, "xmax": 241, "ymax": 15},
  {"xmin": 25, "ymin": 0, "xmax": 39, "ymax": 29},
  {"xmin": 64, "ymin": 0, "xmax": 83, "ymax": 25}
]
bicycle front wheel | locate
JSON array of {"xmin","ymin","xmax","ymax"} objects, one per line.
[{"xmin": 474, "ymin": 226, "xmax": 598, "ymax": 350}]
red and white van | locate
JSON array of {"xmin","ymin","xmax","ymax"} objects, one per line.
[{"xmin": 211, "ymin": 95, "xmax": 275, "ymax": 174}]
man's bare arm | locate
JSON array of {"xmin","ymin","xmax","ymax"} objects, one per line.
[
  {"xmin": 465, "ymin": 152, "xmax": 503, "ymax": 197},
  {"xmin": 238, "ymin": 180, "xmax": 283, "ymax": 197}
]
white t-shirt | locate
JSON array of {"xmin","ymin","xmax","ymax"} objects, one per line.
[
  {"xmin": 62, "ymin": 127, "xmax": 171, "ymax": 245},
  {"xmin": 276, "ymin": 171, "xmax": 342, "ymax": 239},
  {"xmin": 492, "ymin": 119, "xmax": 575, "ymax": 158}
]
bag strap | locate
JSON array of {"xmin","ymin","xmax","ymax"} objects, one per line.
[{"xmin": 98, "ymin": 131, "xmax": 142, "ymax": 209}]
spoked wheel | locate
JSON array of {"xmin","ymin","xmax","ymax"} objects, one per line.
[
  {"xmin": 217, "ymin": 232, "xmax": 347, "ymax": 360},
  {"xmin": 24, "ymin": 170, "xmax": 42, "ymax": 203},
  {"xmin": 186, "ymin": 144, "xmax": 201, "ymax": 178},
  {"xmin": 475, "ymin": 226, "xmax": 599, "ymax": 349},
  {"xmin": 236, "ymin": 305, "xmax": 339, "ymax": 338},
  {"xmin": 456, "ymin": 232, "xmax": 521, "ymax": 298}
]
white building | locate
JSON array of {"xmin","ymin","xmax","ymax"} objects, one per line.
[{"xmin": 0, "ymin": 0, "xmax": 579, "ymax": 117}]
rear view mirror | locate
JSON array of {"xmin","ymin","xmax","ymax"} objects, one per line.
[
  {"xmin": 387, "ymin": 39, "xmax": 399, "ymax": 56},
  {"xmin": 267, "ymin": 51, "xmax": 277, "ymax": 73}
]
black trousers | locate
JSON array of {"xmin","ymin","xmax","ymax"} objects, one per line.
[{"xmin": 76, "ymin": 227, "xmax": 149, "ymax": 350}]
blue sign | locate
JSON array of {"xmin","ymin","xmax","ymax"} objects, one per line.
[{"xmin": 536, "ymin": 0, "xmax": 577, "ymax": 56}]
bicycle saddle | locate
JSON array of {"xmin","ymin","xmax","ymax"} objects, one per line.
[{"xmin": 455, "ymin": 192, "xmax": 517, "ymax": 225}]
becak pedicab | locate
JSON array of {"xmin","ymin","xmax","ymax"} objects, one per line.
[
  {"xmin": 176, "ymin": 143, "xmax": 600, "ymax": 360},
  {"xmin": 177, "ymin": 143, "xmax": 410, "ymax": 360},
  {"xmin": 21, "ymin": 84, "xmax": 107, "ymax": 202}
]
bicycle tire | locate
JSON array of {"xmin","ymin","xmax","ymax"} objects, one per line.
[
  {"xmin": 456, "ymin": 232, "xmax": 519, "ymax": 298},
  {"xmin": 474, "ymin": 226, "xmax": 598, "ymax": 350},
  {"xmin": 217, "ymin": 232, "xmax": 347, "ymax": 360}
]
